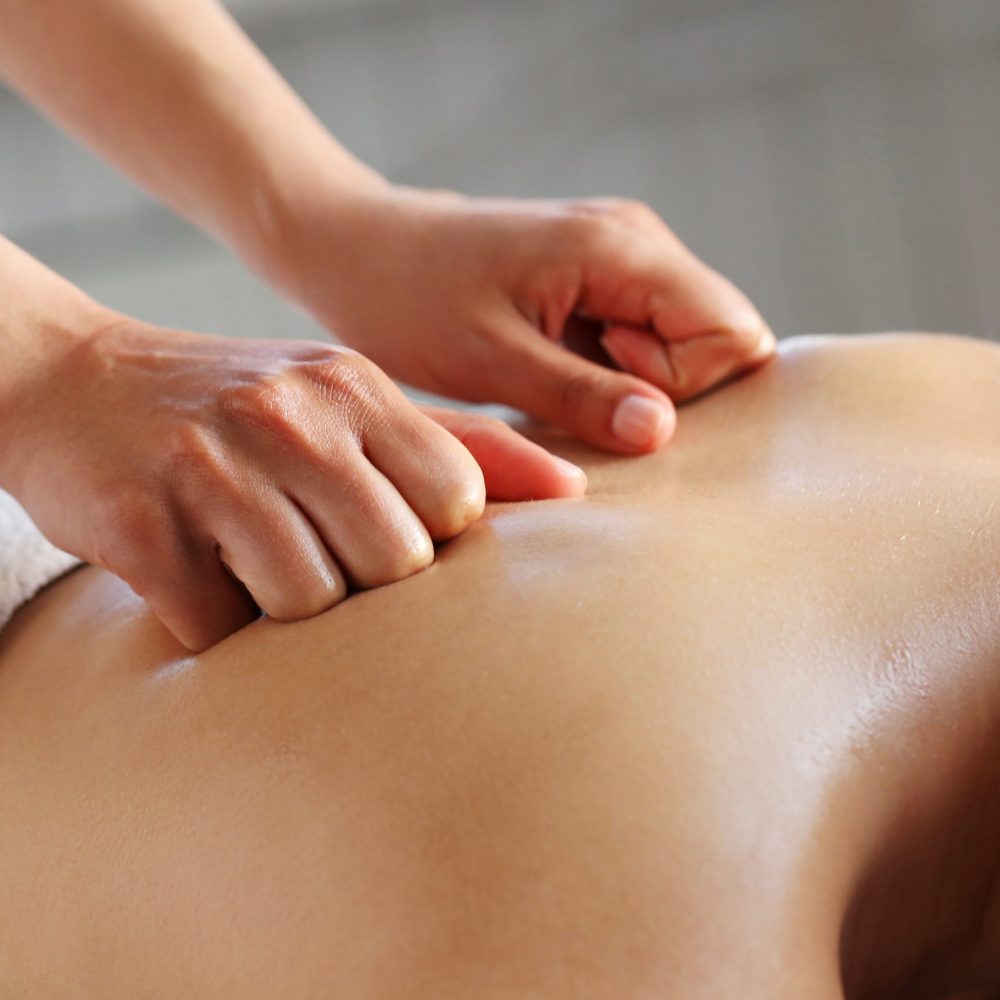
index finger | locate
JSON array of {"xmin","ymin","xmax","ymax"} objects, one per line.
[
  {"xmin": 572, "ymin": 204, "xmax": 774, "ymax": 395},
  {"xmin": 601, "ymin": 322, "xmax": 776, "ymax": 403}
]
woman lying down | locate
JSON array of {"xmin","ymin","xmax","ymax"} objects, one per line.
[{"xmin": 2, "ymin": 331, "xmax": 999, "ymax": 999}]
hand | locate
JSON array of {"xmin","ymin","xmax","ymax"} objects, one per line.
[
  {"xmin": 278, "ymin": 185, "xmax": 776, "ymax": 454},
  {"xmin": 2, "ymin": 319, "xmax": 584, "ymax": 651}
]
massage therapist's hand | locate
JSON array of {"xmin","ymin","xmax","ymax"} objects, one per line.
[
  {"xmin": 276, "ymin": 184, "xmax": 776, "ymax": 453},
  {"xmin": 0, "ymin": 0, "xmax": 770, "ymax": 457},
  {"xmin": 1, "ymin": 319, "xmax": 584, "ymax": 652}
]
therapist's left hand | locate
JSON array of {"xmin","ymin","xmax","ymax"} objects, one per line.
[{"xmin": 275, "ymin": 184, "xmax": 775, "ymax": 456}]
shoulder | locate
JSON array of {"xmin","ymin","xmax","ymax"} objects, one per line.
[
  {"xmin": 775, "ymin": 330, "xmax": 1000, "ymax": 374},
  {"xmin": 720, "ymin": 331, "xmax": 1000, "ymax": 455}
]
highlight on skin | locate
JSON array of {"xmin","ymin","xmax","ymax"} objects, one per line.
[{"xmin": 2, "ymin": 333, "xmax": 999, "ymax": 998}]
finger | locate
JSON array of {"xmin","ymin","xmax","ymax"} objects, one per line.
[
  {"xmin": 290, "ymin": 449, "xmax": 436, "ymax": 590},
  {"xmin": 419, "ymin": 405, "xmax": 587, "ymax": 501},
  {"xmin": 601, "ymin": 323, "xmax": 775, "ymax": 402},
  {"xmin": 141, "ymin": 552, "xmax": 261, "ymax": 653},
  {"xmin": 359, "ymin": 396, "xmax": 487, "ymax": 540},
  {"xmin": 484, "ymin": 315, "xmax": 677, "ymax": 454},
  {"xmin": 91, "ymin": 491, "xmax": 260, "ymax": 652},
  {"xmin": 579, "ymin": 217, "xmax": 770, "ymax": 344},
  {"xmin": 120, "ymin": 540, "xmax": 261, "ymax": 652},
  {"xmin": 573, "ymin": 213, "xmax": 774, "ymax": 394},
  {"xmin": 212, "ymin": 492, "xmax": 348, "ymax": 623}
]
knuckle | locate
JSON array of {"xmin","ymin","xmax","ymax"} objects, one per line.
[
  {"xmin": 265, "ymin": 578, "xmax": 345, "ymax": 622},
  {"xmin": 90, "ymin": 490, "xmax": 182, "ymax": 600},
  {"xmin": 164, "ymin": 420, "xmax": 224, "ymax": 480},
  {"xmin": 564, "ymin": 197, "xmax": 664, "ymax": 249},
  {"xmin": 364, "ymin": 531, "xmax": 435, "ymax": 588},
  {"xmin": 163, "ymin": 587, "xmax": 257, "ymax": 652},
  {"xmin": 310, "ymin": 577, "xmax": 348, "ymax": 614},
  {"xmin": 564, "ymin": 209, "xmax": 614, "ymax": 251},
  {"xmin": 94, "ymin": 482, "xmax": 164, "ymax": 556},
  {"xmin": 219, "ymin": 377, "xmax": 310, "ymax": 447},
  {"xmin": 291, "ymin": 566, "xmax": 348, "ymax": 620},
  {"xmin": 426, "ymin": 464, "xmax": 487, "ymax": 540},
  {"xmin": 175, "ymin": 622, "xmax": 225, "ymax": 655},
  {"xmin": 559, "ymin": 366, "xmax": 604, "ymax": 418},
  {"xmin": 162, "ymin": 421, "xmax": 245, "ymax": 510},
  {"xmin": 299, "ymin": 346, "xmax": 382, "ymax": 409},
  {"xmin": 451, "ymin": 413, "xmax": 511, "ymax": 455},
  {"xmin": 296, "ymin": 352, "xmax": 389, "ymax": 441},
  {"xmin": 612, "ymin": 197, "xmax": 659, "ymax": 227},
  {"xmin": 565, "ymin": 196, "xmax": 617, "ymax": 217}
]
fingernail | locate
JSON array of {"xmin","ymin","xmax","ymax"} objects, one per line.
[
  {"xmin": 611, "ymin": 394, "xmax": 669, "ymax": 448},
  {"xmin": 553, "ymin": 456, "xmax": 587, "ymax": 483}
]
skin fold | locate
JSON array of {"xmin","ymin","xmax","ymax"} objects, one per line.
[{"xmin": 1, "ymin": 333, "xmax": 999, "ymax": 998}]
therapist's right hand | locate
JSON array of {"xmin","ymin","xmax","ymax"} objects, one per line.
[{"xmin": 2, "ymin": 319, "xmax": 579, "ymax": 651}]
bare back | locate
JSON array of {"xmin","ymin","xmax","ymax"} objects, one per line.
[{"xmin": 3, "ymin": 334, "xmax": 1000, "ymax": 998}]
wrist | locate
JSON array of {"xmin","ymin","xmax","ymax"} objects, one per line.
[
  {"xmin": 0, "ymin": 286, "xmax": 122, "ymax": 494},
  {"xmin": 261, "ymin": 180, "xmax": 467, "ymax": 327},
  {"xmin": 238, "ymin": 140, "xmax": 391, "ymax": 300}
]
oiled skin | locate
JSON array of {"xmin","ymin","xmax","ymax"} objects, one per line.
[{"xmin": 2, "ymin": 334, "xmax": 1000, "ymax": 999}]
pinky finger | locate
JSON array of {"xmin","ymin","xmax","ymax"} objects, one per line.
[{"xmin": 136, "ymin": 549, "xmax": 260, "ymax": 652}]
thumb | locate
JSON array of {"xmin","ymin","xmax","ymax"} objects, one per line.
[{"xmin": 489, "ymin": 318, "xmax": 677, "ymax": 454}]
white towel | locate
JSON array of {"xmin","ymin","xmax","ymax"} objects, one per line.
[{"xmin": 0, "ymin": 489, "xmax": 82, "ymax": 633}]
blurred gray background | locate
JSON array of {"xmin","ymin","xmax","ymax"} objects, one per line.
[{"xmin": 2, "ymin": 0, "xmax": 999, "ymax": 346}]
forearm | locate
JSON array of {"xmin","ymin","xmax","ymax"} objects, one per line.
[
  {"xmin": 0, "ymin": 235, "xmax": 117, "ymax": 488},
  {"xmin": 0, "ymin": 0, "xmax": 383, "ymax": 284}
]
